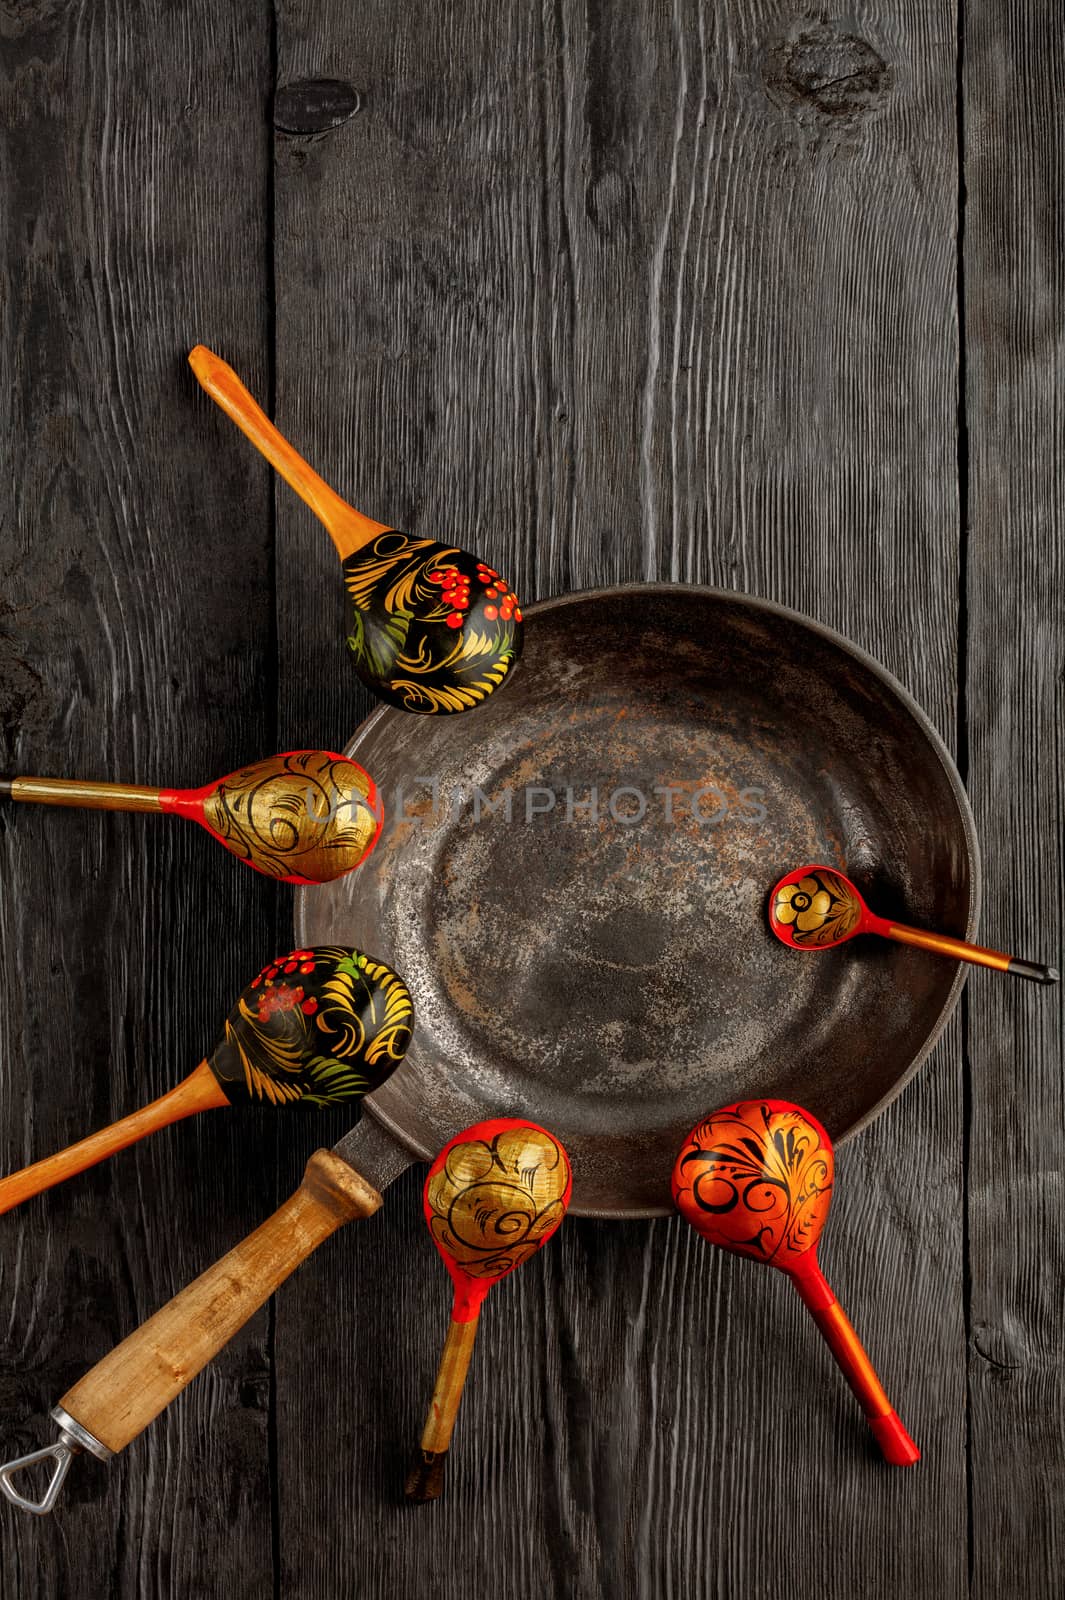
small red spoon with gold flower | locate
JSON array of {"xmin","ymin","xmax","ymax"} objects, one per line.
[
  {"xmin": 673, "ymin": 1100, "xmax": 919, "ymax": 1466},
  {"xmin": 769, "ymin": 863, "xmax": 1058, "ymax": 984},
  {"xmin": 0, "ymin": 946, "xmax": 413, "ymax": 1216}
]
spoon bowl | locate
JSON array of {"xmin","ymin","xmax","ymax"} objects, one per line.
[
  {"xmin": 405, "ymin": 1117, "xmax": 572, "ymax": 1501},
  {"xmin": 673, "ymin": 1100, "xmax": 919, "ymax": 1467},
  {"xmin": 768, "ymin": 864, "xmax": 870, "ymax": 949},
  {"xmin": 189, "ymin": 346, "xmax": 523, "ymax": 713}
]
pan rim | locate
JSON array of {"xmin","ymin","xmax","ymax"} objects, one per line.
[{"xmin": 295, "ymin": 580, "xmax": 981, "ymax": 1218}]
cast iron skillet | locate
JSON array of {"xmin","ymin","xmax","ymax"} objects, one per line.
[{"xmin": 297, "ymin": 584, "xmax": 979, "ymax": 1217}]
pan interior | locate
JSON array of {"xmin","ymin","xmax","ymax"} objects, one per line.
[{"xmin": 297, "ymin": 587, "xmax": 975, "ymax": 1216}]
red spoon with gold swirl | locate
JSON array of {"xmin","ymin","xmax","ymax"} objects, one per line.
[
  {"xmin": 769, "ymin": 863, "xmax": 1058, "ymax": 984},
  {"xmin": 405, "ymin": 1118, "xmax": 572, "ymax": 1502},
  {"xmin": 673, "ymin": 1099, "xmax": 919, "ymax": 1467}
]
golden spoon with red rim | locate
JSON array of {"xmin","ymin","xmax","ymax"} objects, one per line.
[
  {"xmin": 0, "ymin": 750, "xmax": 380, "ymax": 885},
  {"xmin": 405, "ymin": 1117, "xmax": 572, "ymax": 1502},
  {"xmin": 769, "ymin": 863, "xmax": 1058, "ymax": 984}
]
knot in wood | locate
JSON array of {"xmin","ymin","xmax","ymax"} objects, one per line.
[
  {"xmin": 971, "ymin": 1321, "xmax": 1028, "ymax": 1376},
  {"xmin": 274, "ymin": 79, "xmax": 361, "ymax": 137},
  {"xmin": 763, "ymin": 25, "xmax": 890, "ymax": 120}
]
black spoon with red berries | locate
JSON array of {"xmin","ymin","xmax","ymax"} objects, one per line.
[
  {"xmin": 0, "ymin": 947, "xmax": 413, "ymax": 1216},
  {"xmin": 189, "ymin": 346, "xmax": 524, "ymax": 714}
]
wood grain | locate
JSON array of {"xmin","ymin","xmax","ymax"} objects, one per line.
[
  {"xmin": 0, "ymin": 1061, "xmax": 228, "ymax": 1218},
  {"xmin": 0, "ymin": 0, "xmax": 1059, "ymax": 1593},
  {"xmin": 187, "ymin": 343, "xmax": 390, "ymax": 559},
  {"xmin": 59, "ymin": 1150, "xmax": 381, "ymax": 1456},
  {"xmin": 0, "ymin": 3, "xmax": 277, "ymax": 1596},
  {"xmin": 272, "ymin": 2, "xmax": 968, "ymax": 1596},
  {"xmin": 963, "ymin": 6, "xmax": 1065, "ymax": 1594}
]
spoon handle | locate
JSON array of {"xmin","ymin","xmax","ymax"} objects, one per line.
[
  {"xmin": 0, "ymin": 776, "xmax": 164, "ymax": 812},
  {"xmin": 55, "ymin": 1151, "xmax": 380, "ymax": 1457},
  {"xmin": 790, "ymin": 1257, "xmax": 919, "ymax": 1467},
  {"xmin": 883, "ymin": 921, "xmax": 1059, "ymax": 984},
  {"xmin": 187, "ymin": 345, "xmax": 389, "ymax": 560},
  {"xmin": 404, "ymin": 1310, "xmax": 483, "ymax": 1503},
  {"xmin": 0, "ymin": 1063, "xmax": 228, "ymax": 1215}
]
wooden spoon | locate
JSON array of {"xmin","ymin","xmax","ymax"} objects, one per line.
[
  {"xmin": 0, "ymin": 750, "xmax": 380, "ymax": 885},
  {"xmin": 673, "ymin": 1099, "xmax": 920, "ymax": 1467},
  {"xmin": 0, "ymin": 946, "xmax": 412, "ymax": 1216},
  {"xmin": 188, "ymin": 346, "xmax": 524, "ymax": 714},
  {"xmin": 405, "ymin": 1117, "xmax": 572, "ymax": 1502},
  {"xmin": 769, "ymin": 863, "xmax": 1058, "ymax": 984}
]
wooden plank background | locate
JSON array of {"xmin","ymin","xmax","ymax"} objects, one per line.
[
  {"xmin": 964, "ymin": 3, "xmax": 1065, "ymax": 1591},
  {"xmin": 0, "ymin": 1, "xmax": 1060, "ymax": 1596}
]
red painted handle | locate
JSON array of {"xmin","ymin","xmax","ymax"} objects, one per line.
[
  {"xmin": 867, "ymin": 1411, "xmax": 921, "ymax": 1466},
  {"xmin": 790, "ymin": 1257, "xmax": 919, "ymax": 1467}
]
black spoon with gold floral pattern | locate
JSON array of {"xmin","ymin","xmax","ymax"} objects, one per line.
[
  {"xmin": 770, "ymin": 863, "xmax": 1058, "ymax": 983},
  {"xmin": 189, "ymin": 346, "xmax": 523, "ymax": 714},
  {"xmin": 0, "ymin": 946, "xmax": 413, "ymax": 1216}
]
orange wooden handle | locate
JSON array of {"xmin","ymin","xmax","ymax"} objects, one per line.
[
  {"xmin": 884, "ymin": 923, "xmax": 1057, "ymax": 983},
  {"xmin": 0, "ymin": 1063, "xmax": 227, "ymax": 1216},
  {"xmin": 187, "ymin": 345, "xmax": 389, "ymax": 560},
  {"xmin": 805, "ymin": 1297, "xmax": 895, "ymax": 1416},
  {"xmin": 59, "ymin": 1149, "xmax": 381, "ymax": 1455},
  {"xmin": 885, "ymin": 922, "xmax": 1010, "ymax": 971}
]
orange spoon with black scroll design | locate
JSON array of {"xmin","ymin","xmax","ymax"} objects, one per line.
[{"xmin": 673, "ymin": 1099, "xmax": 919, "ymax": 1467}]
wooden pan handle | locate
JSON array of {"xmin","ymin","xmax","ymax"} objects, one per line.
[
  {"xmin": 187, "ymin": 345, "xmax": 389, "ymax": 560},
  {"xmin": 0, "ymin": 1063, "xmax": 228, "ymax": 1216},
  {"xmin": 58, "ymin": 1149, "xmax": 381, "ymax": 1456}
]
